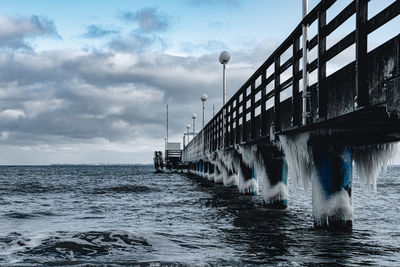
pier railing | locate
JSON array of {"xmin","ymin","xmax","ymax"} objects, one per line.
[{"xmin": 183, "ymin": 0, "xmax": 400, "ymax": 162}]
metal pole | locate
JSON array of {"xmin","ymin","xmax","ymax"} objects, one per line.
[
  {"xmin": 166, "ymin": 104, "xmax": 169, "ymax": 143},
  {"xmin": 302, "ymin": 0, "xmax": 309, "ymax": 125},
  {"xmin": 193, "ymin": 118, "xmax": 195, "ymax": 135},
  {"xmin": 213, "ymin": 104, "xmax": 215, "ymax": 117},
  {"xmin": 202, "ymin": 101, "xmax": 205, "ymax": 129},
  {"xmin": 223, "ymin": 63, "xmax": 226, "ymax": 106},
  {"xmin": 222, "ymin": 63, "xmax": 226, "ymax": 148}
]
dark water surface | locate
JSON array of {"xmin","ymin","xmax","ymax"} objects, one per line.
[{"xmin": 0, "ymin": 165, "xmax": 399, "ymax": 266}]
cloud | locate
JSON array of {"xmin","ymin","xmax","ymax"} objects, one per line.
[
  {"xmin": 82, "ymin": 24, "xmax": 119, "ymax": 38},
  {"xmin": 109, "ymin": 33, "xmax": 159, "ymax": 52},
  {"xmin": 0, "ymin": 14, "xmax": 59, "ymax": 50},
  {"xmin": 121, "ymin": 7, "xmax": 170, "ymax": 33},
  {"xmin": 186, "ymin": 0, "xmax": 239, "ymax": 7},
  {"xmin": 0, "ymin": 35, "xmax": 280, "ymax": 163},
  {"xmin": 0, "ymin": 109, "xmax": 25, "ymax": 120},
  {"xmin": 181, "ymin": 39, "xmax": 227, "ymax": 54}
]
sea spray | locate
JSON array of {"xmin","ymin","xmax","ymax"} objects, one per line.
[
  {"xmin": 353, "ymin": 142, "xmax": 398, "ymax": 190},
  {"xmin": 233, "ymin": 145, "xmax": 258, "ymax": 194}
]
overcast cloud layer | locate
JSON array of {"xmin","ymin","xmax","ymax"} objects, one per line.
[
  {"xmin": 0, "ymin": 5, "xmax": 279, "ymax": 164},
  {"xmin": 0, "ymin": 1, "xmax": 398, "ymax": 164}
]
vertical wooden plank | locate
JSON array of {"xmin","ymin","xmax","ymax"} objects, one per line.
[
  {"xmin": 261, "ymin": 69, "xmax": 267, "ymax": 136},
  {"xmin": 274, "ymin": 56, "xmax": 281, "ymax": 132},
  {"xmin": 250, "ymin": 81, "xmax": 256, "ymax": 139},
  {"xmin": 318, "ymin": 1, "xmax": 327, "ymax": 119},
  {"xmin": 292, "ymin": 37, "xmax": 300, "ymax": 126},
  {"xmin": 355, "ymin": 0, "xmax": 369, "ymax": 107}
]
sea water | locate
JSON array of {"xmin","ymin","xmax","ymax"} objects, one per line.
[{"xmin": 0, "ymin": 165, "xmax": 399, "ymax": 265}]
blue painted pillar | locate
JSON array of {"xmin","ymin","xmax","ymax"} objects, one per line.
[
  {"xmin": 312, "ymin": 145, "xmax": 353, "ymax": 231},
  {"xmin": 259, "ymin": 146, "xmax": 288, "ymax": 209}
]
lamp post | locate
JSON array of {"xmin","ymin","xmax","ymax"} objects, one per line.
[
  {"xmin": 186, "ymin": 124, "xmax": 190, "ymax": 143},
  {"xmin": 219, "ymin": 51, "xmax": 230, "ymax": 106},
  {"xmin": 219, "ymin": 51, "xmax": 230, "ymax": 148},
  {"xmin": 164, "ymin": 136, "xmax": 167, "ymax": 161},
  {"xmin": 192, "ymin": 113, "xmax": 197, "ymax": 135},
  {"xmin": 200, "ymin": 93, "xmax": 208, "ymax": 129}
]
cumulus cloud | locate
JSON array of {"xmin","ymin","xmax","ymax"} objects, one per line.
[
  {"xmin": 0, "ymin": 14, "xmax": 59, "ymax": 50},
  {"xmin": 0, "ymin": 109, "xmax": 25, "ymax": 120},
  {"xmin": 82, "ymin": 24, "xmax": 119, "ymax": 38},
  {"xmin": 121, "ymin": 7, "xmax": 170, "ymax": 33}
]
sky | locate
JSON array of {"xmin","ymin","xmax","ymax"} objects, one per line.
[{"xmin": 0, "ymin": 0, "xmax": 399, "ymax": 164}]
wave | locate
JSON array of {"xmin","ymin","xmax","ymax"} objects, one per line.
[
  {"xmin": 4, "ymin": 211, "xmax": 58, "ymax": 219},
  {"xmin": 1, "ymin": 230, "xmax": 154, "ymax": 261},
  {"xmin": 93, "ymin": 184, "xmax": 157, "ymax": 194},
  {"xmin": 4, "ymin": 212, "xmax": 37, "ymax": 219}
]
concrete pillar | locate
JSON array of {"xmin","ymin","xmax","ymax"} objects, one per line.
[{"xmin": 312, "ymin": 145, "xmax": 353, "ymax": 231}]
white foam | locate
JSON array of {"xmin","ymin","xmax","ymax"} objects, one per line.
[{"xmin": 353, "ymin": 142, "xmax": 398, "ymax": 190}]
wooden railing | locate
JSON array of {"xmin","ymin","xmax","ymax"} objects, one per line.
[{"xmin": 183, "ymin": 0, "xmax": 400, "ymax": 162}]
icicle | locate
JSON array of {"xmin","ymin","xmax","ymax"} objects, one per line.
[
  {"xmin": 279, "ymin": 132, "xmax": 312, "ymax": 191},
  {"xmin": 233, "ymin": 145, "xmax": 258, "ymax": 194},
  {"xmin": 353, "ymin": 142, "xmax": 397, "ymax": 190}
]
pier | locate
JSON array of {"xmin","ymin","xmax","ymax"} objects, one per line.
[{"xmin": 182, "ymin": 0, "xmax": 400, "ymax": 230}]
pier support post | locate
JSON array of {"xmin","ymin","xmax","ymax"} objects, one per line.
[
  {"xmin": 208, "ymin": 162, "xmax": 214, "ymax": 180},
  {"xmin": 259, "ymin": 146, "xmax": 288, "ymax": 209},
  {"xmin": 200, "ymin": 160, "xmax": 204, "ymax": 176},
  {"xmin": 312, "ymin": 145, "xmax": 353, "ymax": 231},
  {"xmin": 235, "ymin": 152, "xmax": 258, "ymax": 195}
]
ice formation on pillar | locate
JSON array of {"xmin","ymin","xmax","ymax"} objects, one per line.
[
  {"xmin": 214, "ymin": 159, "xmax": 225, "ymax": 184},
  {"xmin": 205, "ymin": 152, "xmax": 215, "ymax": 181},
  {"xmin": 353, "ymin": 142, "xmax": 397, "ymax": 190},
  {"xmin": 234, "ymin": 145, "xmax": 258, "ymax": 194},
  {"xmin": 217, "ymin": 151, "xmax": 238, "ymax": 187},
  {"xmin": 312, "ymin": 175, "xmax": 353, "ymax": 226},
  {"xmin": 279, "ymin": 132, "xmax": 312, "ymax": 190}
]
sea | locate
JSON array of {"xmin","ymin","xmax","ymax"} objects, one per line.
[{"xmin": 0, "ymin": 165, "xmax": 399, "ymax": 266}]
